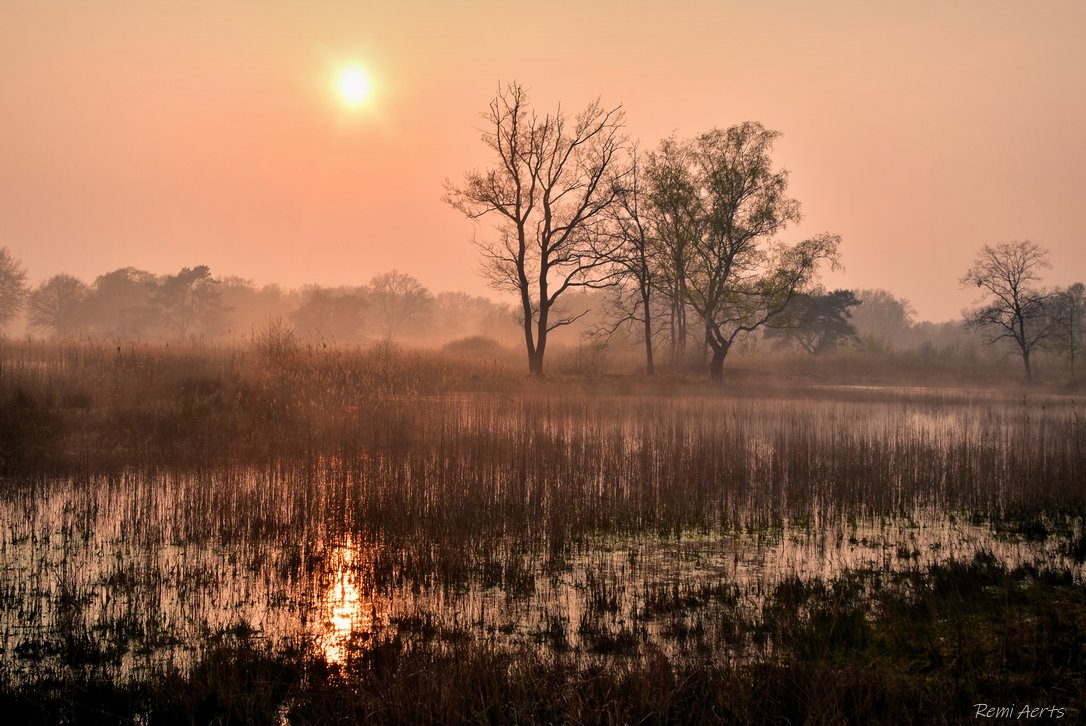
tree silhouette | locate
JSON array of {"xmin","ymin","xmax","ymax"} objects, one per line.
[
  {"xmin": 646, "ymin": 137, "xmax": 700, "ymax": 365},
  {"xmin": 594, "ymin": 149, "xmax": 658, "ymax": 373},
  {"xmin": 446, "ymin": 83, "xmax": 627, "ymax": 376},
  {"xmin": 0, "ymin": 248, "xmax": 29, "ymax": 330},
  {"xmin": 290, "ymin": 286, "xmax": 366, "ymax": 340},
  {"xmin": 647, "ymin": 124, "xmax": 840, "ymax": 379},
  {"xmin": 765, "ymin": 289, "xmax": 861, "ymax": 353},
  {"xmin": 29, "ymin": 274, "xmax": 89, "ymax": 338},
  {"xmin": 155, "ymin": 266, "xmax": 227, "ymax": 339},
  {"xmin": 961, "ymin": 240, "xmax": 1054, "ymax": 381},
  {"xmin": 850, "ymin": 289, "xmax": 916, "ymax": 351},
  {"xmin": 1050, "ymin": 282, "xmax": 1085, "ymax": 383},
  {"xmin": 85, "ymin": 267, "xmax": 158, "ymax": 338},
  {"xmin": 367, "ymin": 270, "xmax": 433, "ymax": 341}
]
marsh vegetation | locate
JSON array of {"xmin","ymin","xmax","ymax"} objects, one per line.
[{"xmin": 1, "ymin": 340, "xmax": 1084, "ymax": 722}]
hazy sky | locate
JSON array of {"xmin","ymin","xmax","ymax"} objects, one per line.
[{"xmin": 3, "ymin": 0, "xmax": 1084, "ymax": 322}]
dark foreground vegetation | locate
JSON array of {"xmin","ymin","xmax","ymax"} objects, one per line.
[
  {"xmin": 4, "ymin": 554, "xmax": 1084, "ymax": 724},
  {"xmin": 2, "ymin": 340, "xmax": 1084, "ymax": 723}
]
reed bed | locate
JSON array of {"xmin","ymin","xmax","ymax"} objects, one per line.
[{"xmin": 1, "ymin": 340, "xmax": 1084, "ymax": 722}]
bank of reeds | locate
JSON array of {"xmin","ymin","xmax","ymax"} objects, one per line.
[{"xmin": 2, "ymin": 340, "xmax": 1084, "ymax": 722}]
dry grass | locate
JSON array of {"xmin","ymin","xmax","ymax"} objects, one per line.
[{"xmin": 1, "ymin": 340, "xmax": 1084, "ymax": 722}]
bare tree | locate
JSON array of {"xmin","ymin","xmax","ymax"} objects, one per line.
[
  {"xmin": 650, "ymin": 124, "xmax": 840, "ymax": 380},
  {"xmin": 594, "ymin": 149, "xmax": 658, "ymax": 373},
  {"xmin": 367, "ymin": 270, "xmax": 433, "ymax": 341},
  {"xmin": 646, "ymin": 137, "xmax": 701, "ymax": 365},
  {"xmin": 0, "ymin": 247, "xmax": 29, "ymax": 330},
  {"xmin": 851, "ymin": 288, "xmax": 916, "ymax": 351},
  {"xmin": 960, "ymin": 240, "xmax": 1055, "ymax": 381},
  {"xmin": 29, "ymin": 274, "xmax": 89, "ymax": 338},
  {"xmin": 1050, "ymin": 282, "xmax": 1085, "ymax": 384},
  {"xmin": 446, "ymin": 83, "xmax": 627, "ymax": 376}
]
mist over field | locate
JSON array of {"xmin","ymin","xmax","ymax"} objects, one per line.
[{"xmin": 2, "ymin": 2, "xmax": 1085, "ymax": 723}]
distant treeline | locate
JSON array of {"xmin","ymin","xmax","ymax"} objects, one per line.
[
  {"xmin": 0, "ymin": 247, "xmax": 1081, "ymax": 381},
  {"xmin": 0, "ymin": 249, "xmax": 926, "ymax": 348},
  {"xmin": 0, "ymin": 257, "xmax": 516, "ymax": 346}
]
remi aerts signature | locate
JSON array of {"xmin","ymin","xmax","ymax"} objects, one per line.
[{"xmin": 974, "ymin": 704, "xmax": 1067, "ymax": 719}]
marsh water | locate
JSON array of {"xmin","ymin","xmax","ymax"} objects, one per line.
[{"xmin": 2, "ymin": 386, "xmax": 1083, "ymax": 684}]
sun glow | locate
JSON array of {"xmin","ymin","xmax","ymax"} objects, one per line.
[
  {"xmin": 315, "ymin": 539, "xmax": 384, "ymax": 665},
  {"xmin": 336, "ymin": 65, "xmax": 373, "ymax": 107}
]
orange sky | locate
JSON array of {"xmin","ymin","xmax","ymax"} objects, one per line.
[{"xmin": 2, "ymin": 0, "xmax": 1084, "ymax": 322}]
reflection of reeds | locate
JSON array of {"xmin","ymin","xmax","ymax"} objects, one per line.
[
  {"xmin": 2, "ymin": 340, "xmax": 1085, "ymax": 721},
  {"xmin": 4, "ymin": 553, "xmax": 1084, "ymax": 723}
]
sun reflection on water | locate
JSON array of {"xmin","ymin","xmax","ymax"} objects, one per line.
[{"xmin": 315, "ymin": 538, "xmax": 384, "ymax": 665}]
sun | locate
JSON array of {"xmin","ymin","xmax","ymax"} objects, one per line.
[{"xmin": 336, "ymin": 65, "xmax": 373, "ymax": 107}]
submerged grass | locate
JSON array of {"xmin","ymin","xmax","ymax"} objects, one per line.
[
  {"xmin": 1, "ymin": 340, "xmax": 1084, "ymax": 722},
  {"xmin": 3, "ymin": 554, "xmax": 1082, "ymax": 724}
]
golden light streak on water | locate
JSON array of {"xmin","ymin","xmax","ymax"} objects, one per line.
[{"xmin": 315, "ymin": 538, "xmax": 383, "ymax": 665}]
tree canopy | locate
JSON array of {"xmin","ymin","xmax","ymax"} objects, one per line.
[
  {"xmin": 765, "ymin": 289, "xmax": 861, "ymax": 354},
  {"xmin": 645, "ymin": 124, "xmax": 841, "ymax": 378}
]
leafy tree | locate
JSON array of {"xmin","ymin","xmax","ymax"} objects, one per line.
[
  {"xmin": 446, "ymin": 83, "xmax": 627, "ymax": 376},
  {"xmin": 0, "ymin": 247, "xmax": 29, "ymax": 330},
  {"xmin": 647, "ymin": 123, "xmax": 840, "ymax": 379},
  {"xmin": 84, "ymin": 267, "xmax": 158, "ymax": 338},
  {"xmin": 960, "ymin": 240, "xmax": 1055, "ymax": 381},
  {"xmin": 765, "ymin": 289, "xmax": 861, "ymax": 353},
  {"xmin": 28, "ymin": 274, "xmax": 89, "ymax": 338},
  {"xmin": 646, "ymin": 138, "xmax": 701, "ymax": 364},
  {"xmin": 154, "ymin": 266, "xmax": 228, "ymax": 339}
]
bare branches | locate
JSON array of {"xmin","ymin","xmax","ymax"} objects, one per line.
[
  {"xmin": 28, "ymin": 274, "xmax": 90, "ymax": 338},
  {"xmin": 448, "ymin": 97, "xmax": 843, "ymax": 380},
  {"xmin": 446, "ymin": 83, "xmax": 628, "ymax": 375},
  {"xmin": 960, "ymin": 240, "xmax": 1055, "ymax": 380},
  {"xmin": 368, "ymin": 270, "xmax": 433, "ymax": 341}
]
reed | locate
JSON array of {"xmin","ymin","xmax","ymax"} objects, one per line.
[{"xmin": 1, "ymin": 340, "xmax": 1083, "ymax": 722}]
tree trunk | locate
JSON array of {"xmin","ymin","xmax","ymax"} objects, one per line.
[
  {"xmin": 702, "ymin": 313, "xmax": 712, "ymax": 366},
  {"xmin": 670, "ymin": 295, "xmax": 686, "ymax": 366},
  {"xmin": 519, "ymin": 279, "xmax": 537, "ymax": 376},
  {"xmin": 529, "ymin": 309, "xmax": 547, "ymax": 376},
  {"xmin": 1022, "ymin": 348, "xmax": 1032, "ymax": 381},
  {"xmin": 709, "ymin": 346, "xmax": 727, "ymax": 381},
  {"xmin": 533, "ymin": 313, "xmax": 548, "ymax": 377},
  {"xmin": 528, "ymin": 349, "xmax": 545, "ymax": 376},
  {"xmin": 643, "ymin": 321, "xmax": 655, "ymax": 375},
  {"xmin": 1070, "ymin": 321, "xmax": 1077, "ymax": 383},
  {"xmin": 641, "ymin": 287, "xmax": 654, "ymax": 376}
]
